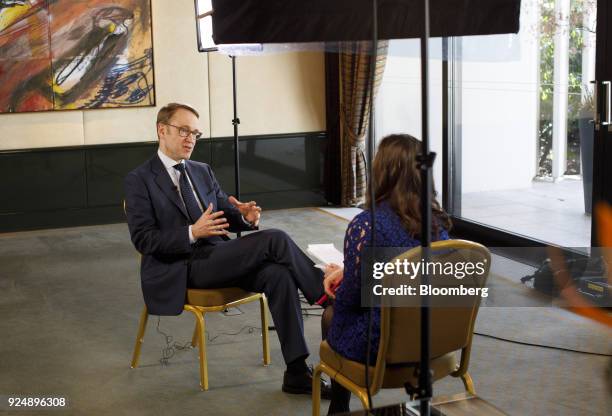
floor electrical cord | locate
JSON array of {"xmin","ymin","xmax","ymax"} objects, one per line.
[
  {"xmin": 153, "ymin": 305, "xmax": 611, "ymax": 367},
  {"xmin": 155, "ymin": 314, "xmax": 262, "ymax": 365},
  {"xmin": 302, "ymin": 291, "xmax": 610, "ymax": 356},
  {"xmin": 474, "ymin": 331, "xmax": 612, "ymax": 357},
  {"xmin": 155, "ymin": 294, "xmax": 322, "ymax": 365}
]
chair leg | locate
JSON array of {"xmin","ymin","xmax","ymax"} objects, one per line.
[
  {"xmin": 130, "ymin": 305, "xmax": 149, "ymax": 368},
  {"xmin": 186, "ymin": 307, "xmax": 209, "ymax": 391},
  {"xmin": 312, "ymin": 364, "xmax": 323, "ymax": 416},
  {"xmin": 461, "ymin": 372, "xmax": 476, "ymax": 395},
  {"xmin": 355, "ymin": 389, "xmax": 371, "ymax": 411},
  {"xmin": 259, "ymin": 295, "xmax": 271, "ymax": 365}
]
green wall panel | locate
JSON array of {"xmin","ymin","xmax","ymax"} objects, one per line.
[{"xmin": 0, "ymin": 132, "xmax": 326, "ymax": 231}]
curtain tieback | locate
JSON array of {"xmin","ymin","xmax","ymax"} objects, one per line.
[{"xmin": 339, "ymin": 109, "xmax": 367, "ymax": 145}]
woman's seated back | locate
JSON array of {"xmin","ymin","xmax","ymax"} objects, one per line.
[{"xmin": 324, "ymin": 134, "xmax": 452, "ymax": 364}]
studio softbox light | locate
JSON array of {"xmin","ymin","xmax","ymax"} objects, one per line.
[{"xmin": 210, "ymin": 0, "xmax": 521, "ymax": 45}]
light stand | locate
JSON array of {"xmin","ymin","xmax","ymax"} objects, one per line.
[
  {"xmin": 230, "ymin": 55, "xmax": 242, "ymax": 237},
  {"xmin": 364, "ymin": 1, "xmax": 379, "ymax": 409},
  {"xmin": 193, "ymin": 1, "xmax": 242, "ymax": 222},
  {"xmin": 416, "ymin": 1, "xmax": 435, "ymax": 414},
  {"xmin": 364, "ymin": 1, "xmax": 435, "ymax": 413}
]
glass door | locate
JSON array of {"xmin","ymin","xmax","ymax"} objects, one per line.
[{"xmin": 446, "ymin": 0, "xmax": 599, "ymax": 250}]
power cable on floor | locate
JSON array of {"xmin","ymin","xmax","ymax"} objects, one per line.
[
  {"xmin": 155, "ymin": 317, "xmax": 193, "ymax": 366},
  {"xmin": 222, "ymin": 306, "xmax": 244, "ymax": 316},
  {"xmin": 155, "ymin": 316, "xmax": 263, "ymax": 365},
  {"xmin": 474, "ymin": 331, "xmax": 612, "ymax": 357},
  {"xmin": 206, "ymin": 325, "xmax": 261, "ymax": 343}
]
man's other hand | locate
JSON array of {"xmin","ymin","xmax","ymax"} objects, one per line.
[
  {"xmin": 228, "ymin": 196, "xmax": 261, "ymax": 227},
  {"xmin": 192, "ymin": 203, "xmax": 230, "ymax": 239}
]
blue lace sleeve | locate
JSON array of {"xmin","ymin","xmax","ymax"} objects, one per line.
[{"xmin": 335, "ymin": 214, "xmax": 371, "ymax": 309}]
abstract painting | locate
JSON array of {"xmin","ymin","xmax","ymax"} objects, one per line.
[{"xmin": 0, "ymin": 0, "xmax": 154, "ymax": 113}]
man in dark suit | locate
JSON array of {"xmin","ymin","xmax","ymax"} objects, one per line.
[{"xmin": 125, "ymin": 102, "xmax": 330, "ymax": 397}]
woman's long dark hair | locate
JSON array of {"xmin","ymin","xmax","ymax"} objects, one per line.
[{"xmin": 366, "ymin": 134, "xmax": 452, "ymax": 238}]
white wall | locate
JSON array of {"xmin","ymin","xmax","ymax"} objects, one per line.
[
  {"xmin": 375, "ymin": 0, "xmax": 540, "ymax": 196},
  {"xmin": 374, "ymin": 39, "xmax": 445, "ymax": 201},
  {"xmin": 460, "ymin": 0, "xmax": 539, "ymax": 193},
  {"xmin": 208, "ymin": 51, "xmax": 325, "ymax": 137},
  {"xmin": 0, "ymin": 0, "xmax": 325, "ymax": 151}
]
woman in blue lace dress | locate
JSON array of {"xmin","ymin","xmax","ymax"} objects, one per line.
[{"xmin": 321, "ymin": 134, "xmax": 451, "ymax": 415}]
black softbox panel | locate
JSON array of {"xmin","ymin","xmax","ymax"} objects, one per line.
[{"xmin": 211, "ymin": 0, "xmax": 521, "ymax": 44}]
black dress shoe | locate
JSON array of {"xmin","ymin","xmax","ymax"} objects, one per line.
[{"xmin": 282, "ymin": 367, "xmax": 332, "ymax": 400}]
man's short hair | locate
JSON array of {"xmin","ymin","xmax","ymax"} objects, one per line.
[{"xmin": 156, "ymin": 103, "xmax": 199, "ymax": 125}]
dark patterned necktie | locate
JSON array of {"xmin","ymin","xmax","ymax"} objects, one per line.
[{"xmin": 173, "ymin": 163, "xmax": 203, "ymax": 223}]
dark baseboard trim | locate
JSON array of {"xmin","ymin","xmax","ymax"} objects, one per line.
[
  {"xmin": 242, "ymin": 190, "xmax": 327, "ymax": 210},
  {"xmin": 0, "ymin": 206, "xmax": 125, "ymax": 233},
  {"xmin": 0, "ymin": 132, "xmax": 327, "ymax": 232}
]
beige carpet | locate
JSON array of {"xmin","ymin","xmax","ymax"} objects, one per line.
[{"xmin": 0, "ymin": 207, "xmax": 609, "ymax": 415}]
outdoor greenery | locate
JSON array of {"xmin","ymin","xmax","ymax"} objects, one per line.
[{"xmin": 538, "ymin": 0, "xmax": 596, "ymax": 177}]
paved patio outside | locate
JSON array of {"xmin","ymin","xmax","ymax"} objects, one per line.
[
  {"xmin": 321, "ymin": 178, "xmax": 592, "ymax": 248},
  {"xmin": 461, "ymin": 178, "xmax": 591, "ymax": 248}
]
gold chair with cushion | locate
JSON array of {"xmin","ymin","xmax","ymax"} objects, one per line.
[
  {"xmin": 312, "ymin": 239, "xmax": 491, "ymax": 415},
  {"xmin": 130, "ymin": 289, "xmax": 270, "ymax": 391}
]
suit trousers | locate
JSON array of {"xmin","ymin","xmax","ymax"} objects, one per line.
[{"xmin": 187, "ymin": 229, "xmax": 325, "ymax": 364}]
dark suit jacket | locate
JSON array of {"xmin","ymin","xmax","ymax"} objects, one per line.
[{"xmin": 124, "ymin": 155, "xmax": 253, "ymax": 315}]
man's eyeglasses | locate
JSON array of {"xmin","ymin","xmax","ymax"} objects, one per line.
[{"xmin": 162, "ymin": 123, "xmax": 203, "ymax": 140}]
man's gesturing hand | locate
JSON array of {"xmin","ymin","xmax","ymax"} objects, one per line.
[
  {"xmin": 228, "ymin": 196, "xmax": 261, "ymax": 227},
  {"xmin": 191, "ymin": 203, "xmax": 230, "ymax": 239}
]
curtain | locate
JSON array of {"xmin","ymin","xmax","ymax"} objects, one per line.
[{"xmin": 339, "ymin": 41, "xmax": 388, "ymax": 207}]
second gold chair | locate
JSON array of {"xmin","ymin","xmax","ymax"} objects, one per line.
[{"xmin": 312, "ymin": 239, "xmax": 491, "ymax": 415}]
